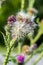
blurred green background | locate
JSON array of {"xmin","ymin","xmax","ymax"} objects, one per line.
[{"xmin": 0, "ymin": 0, "xmax": 43, "ymax": 46}]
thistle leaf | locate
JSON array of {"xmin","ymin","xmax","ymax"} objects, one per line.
[
  {"xmin": 0, "ymin": 31, "xmax": 7, "ymax": 47},
  {"xmin": 0, "ymin": 31, "xmax": 10, "ymax": 48}
]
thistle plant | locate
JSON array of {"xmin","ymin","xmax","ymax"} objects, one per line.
[
  {"xmin": 2, "ymin": 9, "xmax": 37, "ymax": 65},
  {"xmin": 1, "ymin": 0, "xmax": 43, "ymax": 65}
]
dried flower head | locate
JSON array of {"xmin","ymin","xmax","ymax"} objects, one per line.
[
  {"xmin": 27, "ymin": 8, "xmax": 38, "ymax": 15},
  {"xmin": 22, "ymin": 45, "xmax": 31, "ymax": 55},
  {"xmin": 7, "ymin": 11, "xmax": 37, "ymax": 39},
  {"xmin": 22, "ymin": 45, "xmax": 29, "ymax": 52}
]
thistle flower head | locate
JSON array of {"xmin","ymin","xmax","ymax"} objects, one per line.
[
  {"xmin": 27, "ymin": 8, "xmax": 38, "ymax": 15},
  {"xmin": 33, "ymin": 43, "xmax": 37, "ymax": 49},
  {"xmin": 30, "ymin": 43, "xmax": 37, "ymax": 50},
  {"xmin": 17, "ymin": 54, "xmax": 25, "ymax": 63},
  {"xmin": 7, "ymin": 11, "xmax": 37, "ymax": 39},
  {"xmin": 22, "ymin": 45, "xmax": 29, "ymax": 52},
  {"xmin": 7, "ymin": 15, "xmax": 16, "ymax": 25},
  {"xmin": 16, "ymin": 11, "xmax": 26, "ymax": 22}
]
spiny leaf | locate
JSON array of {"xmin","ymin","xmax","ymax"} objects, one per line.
[
  {"xmin": 0, "ymin": 31, "xmax": 7, "ymax": 47},
  {"xmin": 0, "ymin": 31, "xmax": 10, "ymax": 48}
]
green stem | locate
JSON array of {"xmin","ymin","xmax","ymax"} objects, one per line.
[
  {"xmin": 18, "ymin": 42, "xmax": 21, "ymax": 54},
  {"xmin": 3, "ymin": 38, "xmax": 17, "ymax": 65},
  {"xmin": 21, "ymin": 0, "xmax": 25, "ymax": 11},
  {"xmin": 31, "ymin": 29, "xmax": 42, "ymax": 45},
  {"xmin": 3, "ymin": 47, "xmax": 11, "ymax": 65},
  {"xmin": 28, "ymin": 0, "xmax": 35, "ymax": 9}
]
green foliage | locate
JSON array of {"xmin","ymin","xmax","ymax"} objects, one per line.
[
  {"xmin": 0, "ymin": 31, "xmax": 10, "ymax": 48},
  {"xmin": 9, "ymin": 56, "xmax": 17, "ymax": 63}
]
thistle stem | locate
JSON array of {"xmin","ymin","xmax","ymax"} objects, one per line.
[
  {"xmin": 3, "ymin": 47, "xmax": 11, "ymax": 65},
  {"xmin": 18, "ymin": 42, "xmax": 21, "ymax": 54},
  {"xmin": 28, "ymin": 0, "xmax": 35, "ymax": 9},
  {"xmin": 21, "ymin": 0, "xmax": 25, "ymax": 11},
  {"xmin": 3, "ymin": 37, "xmax": 17, "ymax": 65}
]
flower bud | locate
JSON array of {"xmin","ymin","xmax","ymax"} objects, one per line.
[{"xmin": 7, "ymin": 15, "xmax": 16, "ymax": 25}]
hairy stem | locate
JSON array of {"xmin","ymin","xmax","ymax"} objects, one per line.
[
  {"xmin": 3, "ymin": 47, "xmax": 11, "ymax": 65},
  {"xmin": 3, "ymin": 37, "xmax": 17, "ymax": 65}
]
